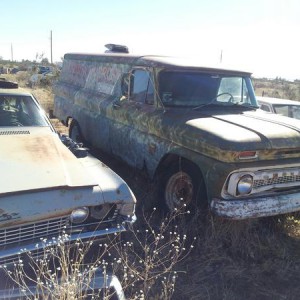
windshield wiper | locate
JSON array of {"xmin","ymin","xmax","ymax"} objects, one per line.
[
  {"xmin": 193, "ymin": 101, "xmax": 258, "ymax": 111},
  {"xmin": 192, "ymin": 101, "xmax": 223, "ymax": 110},
  {"xmin": 192, "ymin": 93, "xmax": 234, "ymax": 110},
  {"xmin": 227, "ymin": 103, "xmax": 258, "ymax": 110}
]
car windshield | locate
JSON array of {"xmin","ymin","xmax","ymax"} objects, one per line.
[
  {"xmin": 158, "ymin": 71, "xmax": 257, "ymax": 108},
  {"xmin": 273, "ymin": 104, "xmax": 300, "ymax": 120},
  {"xmin": 0, "ymin": 95, "xmax": 49, "ymax": 127}
]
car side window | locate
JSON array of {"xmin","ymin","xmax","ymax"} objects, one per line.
[
  {"xmin": 130, "ymin": 69, "xmax": 154, "ymax": 105},
  {"xmin": 260, "ymin": 104, "xmax": 271, "ymax": 112}
]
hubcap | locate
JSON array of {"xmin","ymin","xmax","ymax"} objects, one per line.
[{"xmin": 165, "ymin": 171, "xmax": 193, "ymax": 211}]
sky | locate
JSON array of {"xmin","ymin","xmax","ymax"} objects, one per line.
[{"xmin": 0, "ymin": 0, "xmax": 299, "ymax": 80}]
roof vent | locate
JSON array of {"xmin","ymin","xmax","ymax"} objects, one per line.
[
  {"xmin": 0, "ymin": 79, "xmax": 18, "ymax": 89},
  {"xmin": 105, "ymin": 44, "xmax": 129, "ymax": 54}
]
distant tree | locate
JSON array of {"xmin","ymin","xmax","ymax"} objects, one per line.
[
  {"xmin": 35, "ymin": 52, "xmax": 45, "ymax": 63},
  {"xmin": 41, "ymin": 58, "xmax": 49, "ymax": 65}
]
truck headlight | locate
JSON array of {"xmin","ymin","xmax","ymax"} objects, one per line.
[
  {"xmin": 237, "ymin": 175, "xmax": 253, "ymax": 195},
  {"xmin": 70, "ymin": 207, "xmax": 89, "ymax": 224}
]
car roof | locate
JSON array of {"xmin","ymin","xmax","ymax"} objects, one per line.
[
  {"xmin": 0, "ymin": 87, "xmax": 32, "ymax": 96},
  {"xmin": 256, "ymin": 96, "xmax": 300, "ymax": 106}
]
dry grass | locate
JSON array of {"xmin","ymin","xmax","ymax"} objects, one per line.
[
  {"xmin": 253, "ymin": 78, "xmax": 300, "ymax": 100},
  {"xmin": 172, "ymin": 214, "xmax": 300, "ymax": 299}
]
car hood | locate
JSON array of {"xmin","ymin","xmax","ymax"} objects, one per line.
[{"xmin": 0, "ymin": 128, "xmax": 98, "ymax": 195}]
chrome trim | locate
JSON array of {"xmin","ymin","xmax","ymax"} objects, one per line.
[
  {"xmin": 211, "ymin": 192, "xmax": 300, "ymax": 219},
  {"xmin": 0, "ymin": 271, "xmax": 126, "ymax": 300},
  {"xmin": 0, "ymin": 225, "xmax": 127, "ymax": 264},
  {"xmin": 0, "ymin": 217, "xmax": 68, "ymax": 247},
  {"xmin": 224, "ymin": 166, "xmax": 300, "ymax": 198}
]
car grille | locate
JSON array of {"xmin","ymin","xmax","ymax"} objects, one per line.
[
  {"xmin": 0, "ymin": 217, "xmax": 69, "ymax": 247},
  {"xmin": 0, "ymin": 206, "xmax": 121, "ymax": 265}
]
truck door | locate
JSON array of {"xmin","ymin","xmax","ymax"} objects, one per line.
[{"xmin": 109, "ymin": 68, "xmax": 157, "ymax": 170}]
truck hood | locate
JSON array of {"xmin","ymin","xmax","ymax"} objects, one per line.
[
  {"xmin": 162, "ymin": 110, "xmax": 300, "ymax": 161},
  {"xmin": 0, "ymin": 128, "xmax": 98, "ymax": 195}
]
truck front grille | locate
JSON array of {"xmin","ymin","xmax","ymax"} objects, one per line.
[
  {"xmin": 254, "ymin": 175, "xmax": 300, "ymax": 188},
  {"xmin": 253, "ymin": 169, "xmax": 300, "ymax": 189}
]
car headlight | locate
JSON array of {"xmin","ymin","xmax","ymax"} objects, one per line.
[
  {"xmin": 237, "ymin": 175, "xmax": 253, "ymax": 195},
  {"xmin": 70, "ymin": 207, "xmax": 89, "ymax": 224}
]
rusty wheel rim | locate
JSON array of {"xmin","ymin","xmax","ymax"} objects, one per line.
[{"xmin": 165, "ymin": 171, "xmax": 194, "ymax": 211}]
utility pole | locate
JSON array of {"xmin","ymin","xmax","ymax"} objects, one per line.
[
  {"xmin": 220, "ymin": 50, "xmax": 223, "ymax": 63},
  {"xmin": 11, "ymin": 43, "xmax": 13, "ymax": 61},
  {"xmin": 50, "ymin": 30, "xmax": 53, "ymax": 64}
]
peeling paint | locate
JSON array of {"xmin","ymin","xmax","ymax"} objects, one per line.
[{"xmin": 0, "ymin": 212, "xmax": 20, "ymax": 222}]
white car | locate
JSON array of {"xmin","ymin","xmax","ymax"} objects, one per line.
[
  {"xmin": 256, "ymin": 96, "xmax": 300, "ymax": 119},
  {"xmin": 0, "ymin": 79, "xmax": 136, "ymax": 265}
]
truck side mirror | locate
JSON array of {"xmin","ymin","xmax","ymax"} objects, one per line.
[{"xmin": 121, "ymin": 73, "xmax": 130, "ymax": 97}]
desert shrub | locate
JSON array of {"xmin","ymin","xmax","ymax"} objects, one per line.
[
  {"xmin": 39, "ymin": 71, "xmax": 60, "ymax": 88},
  {"xmin": 15, "ymin": 71, "xmax": 32, "ymax": 87},
  {"xmin": 1, "ymin": 234, "xmax": 120, "ymax": 299},
  {"xmin": 1, "ymin": 208, "xmax": 196, "ymax": 300},
  {"xmin": 111, "ymin": 208, "xmax": 196, "ymax": 299}
]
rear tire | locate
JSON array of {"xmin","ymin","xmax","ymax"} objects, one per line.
[
  {"xmin": 159, "ymin": 160, "xmax": 207, "ymax": 213},
  {"xmin": 69, "ymin": 120, "xmax": 84, "ymax": 143}
]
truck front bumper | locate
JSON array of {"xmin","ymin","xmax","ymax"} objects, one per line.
[{"xmin": 211, "ymin": 192, "xmax": 300, "ymax": 219}]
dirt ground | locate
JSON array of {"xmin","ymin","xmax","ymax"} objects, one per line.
[{"xmin": 5, "ymin": 73, "xmax": 300, "ymax": 299}]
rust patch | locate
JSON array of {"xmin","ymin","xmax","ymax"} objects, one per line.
[
  {"xmin": 148, "ymin": 143, "xmax": 157, "ymax": 155},
  {"xmin": 0, "ymin": 212, "xmax": 20, "ymax": 223}
]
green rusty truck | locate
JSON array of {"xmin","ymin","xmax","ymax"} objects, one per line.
[{"xmin": 54, "ymin": 45, "xmax": 300, "ymax": 219}]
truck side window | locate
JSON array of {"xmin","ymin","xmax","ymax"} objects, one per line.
[{"xmin": 131, "ymin": 69, "xmax": 154, "ymax": 105}]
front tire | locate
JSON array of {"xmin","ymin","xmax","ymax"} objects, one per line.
[
  {"xmin": 69, "ymin": 120, "xmax": 84, "ymax": 143},
  {"xmin": 159, "ymin": 160, "xmax": 207, "ymax": 213}
]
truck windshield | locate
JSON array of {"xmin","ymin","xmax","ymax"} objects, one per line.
[{"xmin": 158, "ymin": 71, "xmax": 257, "ymax": 108}]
